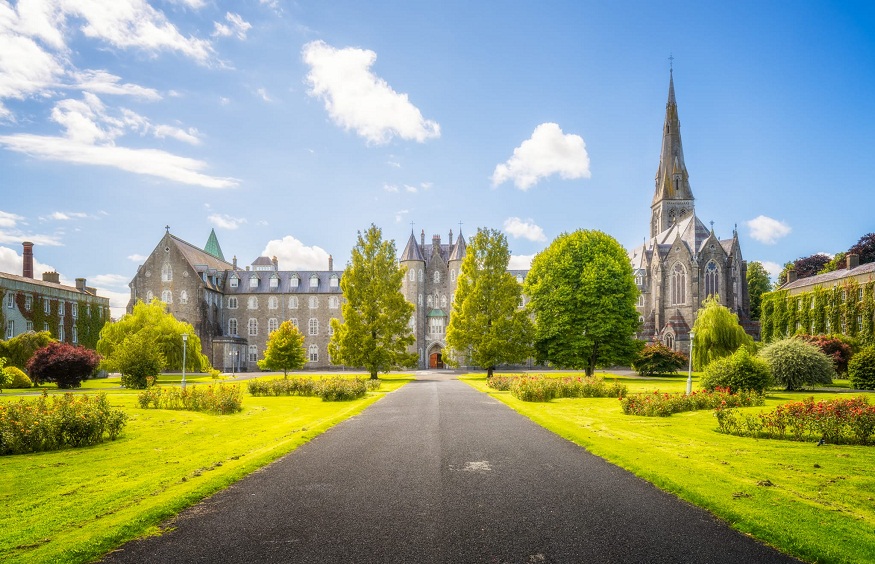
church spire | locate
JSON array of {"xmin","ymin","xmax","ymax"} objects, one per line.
[{"xmin": 204, "ymin": 228, "xmax": 225, "ymax": 261}]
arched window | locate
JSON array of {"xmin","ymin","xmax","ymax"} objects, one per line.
[
  {"xmin": 289, "ymin": 296, "xmax": 298, "ymax": 309},
  {"xmin": 248, "ymin": 318, "xmax": 258, "ymax": 336},
  {"xmin": 248, "ymin": 296, "xmax": 258, "ymax": 310},
  {"xmin": 329, "ymin": 296, "xmax": 339, "ymax": 309},
  {"xmin": 440, "ymin": 295, "xmax": 447, "ymax": 308},
  {"xmin": 309, "ymin": 318, "xmax": 318, "ymax": 335},
  {"xmin": 228, "ymin": 318, "xmax": 238, "ymax": 335},
  {"xmin": 161, "ymin": 290, "xmax": 172, "ymax": 304},
  {"xmin": 418, "ymin": 269, "xmax": 423, "ymax": 282},
  {"xmin": 161, "ymin": 263, "xmax": 172, "ymax": 282},
  {"xmin": 451, "ymin": 270, "xmax": 456, "ymax": 282},
  {"xmin": 409, "ymin": 268, "xmax": 415, "ymax": 281},
  {"xmin": 248, "ymin": 345, "xmax": 257, "ymax": 362},
  {"xmin": 228, "ymin": 297, "xmax": 238, "ymax": 309},
  {"xmin": 427, "ymin": 295, "xmax": 434, "ymax": 308},
  {"xmin": 290, "ymin": 318, "xmax": 298, "ymax": 328},
  {"xmin": 146, "ymin": 290, "xmax": 154, "ymax": 302},
  {"xmin": 268, "ymin": 318, "xmax": 279, "ymax": 333},
  {"xmin": 671, "ymin": 264, "xmax": 686, "ymax": 305},
  {"xmin": 664, "ymin": 333, "xmax": 674, "ymax": 349},
  {"xmin": 418, "ymin": 294, "xmax": 422, "ymax": 306},
  {"xmin": 308, "ymin": 345, "xmax": 318, "ymax": 363},
  {"xmin": 309, "ymin": 296, "xmax": 319, "ymax": 309},
  {"xmin": 434, "ymin": 271, "xmax": 441, "ymax": 284},
  {"xmin": 269, "ymin": 296, "xmax": 279, "ymax": 310},
  {"xmin": 180, "ymin": 290, "xmax": 188, "ymax": 304},
  {"xmin": 704, "ymin": 261, "xmax": 719, "ymax": 298}
]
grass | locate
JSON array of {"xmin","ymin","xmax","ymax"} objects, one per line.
[
  {"xmin": 0, "ymin": 373, "xmax": 412, "ymax": 564},
  {"xmin": 462, "ymin": 373, "xmax": 875, "ymax": 564}
]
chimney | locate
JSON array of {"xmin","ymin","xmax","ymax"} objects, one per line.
[
  {"xmin": 22, "ymin": 242, "xmax": 34, "ymax": 278},
  {"xmin": 232, "ymin": 255, "xmax": 238, "ymax": 269},
  {"xmin": 847, "ymin": 253, "xmax": 860, "ymax": 270},
  {"xmin": 787, "ymin": 269, "xmax": 797, "ymax": 283},
  {"xmin": 75, "ymin": 278, "xmax": 87, "ymax": 291},
  {"xmin": 42, "ymin": 271, "xmax": 60, "ymax": 284},
  {"xmin": 420, "ymin": 229, "xmax": 425, "ymax": 248},
  {"xmin": 433, "ymin": 234, "xmax": 441, "ymax": 246},
  {"xmin": 272, "ymin": 256, "xmax": 278, "ymax": 270},
  {"xmin": 449, "ymin": 229, "xmax": 454, "ymax": 246},
  {"xmin": 328, "ymin": 254, "xmax": 334, "ymax": 271}
]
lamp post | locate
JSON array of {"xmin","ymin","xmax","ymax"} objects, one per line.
[
  {"xmin": 230, "ymin": 350, "xmax": 237, "ymax": 378},
  {"xmin": 182, "ymin": 333, "xmax": 188, "ymax": 389},
  {"xmin": 686, "ymin": 330, "xmax": 695, "ymax": 395}
]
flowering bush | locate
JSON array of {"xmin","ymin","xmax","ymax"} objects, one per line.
[
  {"xmin": 503, "ymin": 375, "xmax": 627, "ymax": 402},
  {"xmin": 137, "ymin": 384, "xmax": 243, "ymax": 414},
  {"xmin": 246, "ymin": 377, "xmax": 379, "ymax": 401},
  {"xmin": 485, "ymin": 375, "xmax": 515, "ymax": 391},
  {"xmin": 620, "ymin": 387, "xmax": 765, "ymax": 417},
  {"xmin": 715, "ymin": 396, "xmax": 875, "ymax": 445},
  {"xmin": 0, "ymin": 391, "xmax": 127, "ymax": 455}
]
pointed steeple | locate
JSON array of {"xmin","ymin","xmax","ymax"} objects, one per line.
[
  {"xmin": 204, "ymin": 228, "xmax": 226, "ymax": 261},
  {"xmin": 400, "ymin": 230, "xmax": 425, "ymax": 262},
  {"xmin": 449, "ymin": 230, "xmax": 467, "ymax": 262},
  {"xmin": 650, "ymin": 71, "xmax": 696, "ymax": 237}
]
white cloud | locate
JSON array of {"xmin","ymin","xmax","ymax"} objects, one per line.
[
  {"xmin": 263, "ymin": 235, "xmax": 331, "ymax": 270},
  {"xmin": 0, "ymin": 210, "xmax": 24, "ymax": 228},
  {"xmin": 72, "ymin": 70, "xmax": 161, "ymax": 100},
  {"xmin": 492, "ymin": 123, "xmax": 591, "ymax": 190},
  {"xmin": 208, "ymin": 213, "xmax": 246, "ymax": 230},
  {"xmin": 508, "ymin": 254, "xmax": 535, "ymax": 270},
  {"xmin": 387, "ymin": 159, "xmax": 401, "ymax": 168},
  {"xmin": 503, "ymin": 217, "xmax": 546, "ymax": 242},
  {"xmin": 256, "ymin": 87, "xmax": 271, "ymax": 102},
  {"xmin": 0, "ymin": 244, "xmax": 56, "ymax": 277},
  {"xmin": 127, "ymin": 253, "xmax": 147, "ymax": 262},
  {"xmin": 212, "ymin": 12, "xmax": 251, "ymax": 40},
  {"xmin": 395, "ymin": 209, "xmax": 409, "ymax": 223},
  {"xmin": 760, "ymin": 261, "xmax": 783, "ymax": 280},
  {"xmin": 383, "ymin": 184, "xmax": 399, "ymax": 193},
  {"xmin": 746, "ymin": 215, "xmax": 791, "ymax": 244},
  {"xmin": 302, "ymin": 40, "xmax": 440, "ymax": 144},
  {"xmin": 169, "ymin": 0, "xmax": 207, "ymax": 9},
  {"xmin": 48, "ymin": 211, "xmax": 89, "ymax": 221},
  {"xmin": 152, "ymin": 124, "xmax": 201, "ymax": 145},
  {"xmin": 404, "ymin": 184, "xmax": 418, "ymax": 193},
  {"xmin": 89, "ymin": 273, "xmax": 129, "ymax": 287},
  {"xmin": 219, "ymin": 96, "xmax": 230, "ymax": 106}
]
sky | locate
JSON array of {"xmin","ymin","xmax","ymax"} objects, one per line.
[{"xmin": 1, "ymin": 0, "xmax": 874, "ymax": 319}]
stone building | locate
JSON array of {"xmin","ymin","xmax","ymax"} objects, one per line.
[
  {"xmin": 628, "ymin": 72, "xmax": 756, "ymax": 353},
  {"xmin": 1, "ymin": 242, "xmax": 110, "ymax": 349}
]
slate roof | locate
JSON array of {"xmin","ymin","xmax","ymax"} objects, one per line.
[
  {"xmin": 781, "ymin": 261, "xmax": 875, "ymax": 292},
  {"xmin": 400, "ymin": 232, "xmax": 425, "ymax": 262},
  {"xmin": 172, "ymin": 235, "xmax": 234, "ymax": 272},
  {"xmin": 0, "ymin": 271, "xmax": 104, "ymax": 298},
  {"xmin": 224, "ymin": 270, "xmax": 343, "ymax": 294}
]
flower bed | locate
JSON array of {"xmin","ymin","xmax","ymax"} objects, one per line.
[
  {"xmin": 620, "ymin": 387, "xmax": 765, "ymax": 417},
  {"xmin": 137, "ymin": 384, "xmax": 243, "ymax": 414},
  {"xmin": 715, "ymin": 396, "xmax": 875, "ymax": 445},
  {"xmin": 487, "ymin": 374, "xmax": 627, "ymax": 402},
  {"xmin": 0, "ymin": 391, "xmax": 127, "ymax": 455},
  {"xmin": 247, "ymin": 377, "xmax": 380, "ymax": 401}
]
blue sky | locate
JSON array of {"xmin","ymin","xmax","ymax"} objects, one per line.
[{"xmin": 1, "ymin": 0, "xmax": 873, "ymax": 318}]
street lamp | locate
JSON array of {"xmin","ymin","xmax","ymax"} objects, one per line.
[
  {"xmin": 686, "ymin": 330, "xmax": 695, "ymax": 395},
  {"xmin": 182, "ymin": 333, "xmax": 188, "ymax": 389},
  {"xmin": 230, "ymin": 350, "xmax": 238, "ymax": 378}
]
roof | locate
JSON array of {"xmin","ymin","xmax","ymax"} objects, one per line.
[
  {"xmin": 224, "ymin": 270, "xmax": 343, "ymax": 295},
  {"xmin": 0, "ymin": 271, "xmax": 107, "ymax": 301},
  {"xmin": 400, "ymin": 231, "xmax": 425, "ymax": 262},
  {"xmin": 204, "ymin": 228, "xmax": 226, "ymax": 261},
  {"xmin": 251, "ymin": 256, "xmax": 273, "ymax": 266},
  {"xmin": 448, "ymin": 232, "xmax": 467, "ymax": 261},
  {"xmin": 172, "ymin": 234, "xmax": 234, "ymax": 272},
  {"xmin": 781, "ymin": 261, "xmax": 875, "ymax": 292}
]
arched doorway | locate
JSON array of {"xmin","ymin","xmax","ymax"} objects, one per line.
[{"xmin": 428, "ymin": 344, "xmax": 444, "ymax": 369}]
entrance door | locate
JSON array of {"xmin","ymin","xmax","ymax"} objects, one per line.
[{"xmin": 429, "ymin": 351, "xmax": 444, "ymax": 369}]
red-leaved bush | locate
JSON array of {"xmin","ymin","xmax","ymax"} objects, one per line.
[{"xmin": 26, "ymin": 342, "xmax": 100, "ymax": 389}]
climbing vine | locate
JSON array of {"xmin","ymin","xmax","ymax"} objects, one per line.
[
  {"xmin": 761, "ymin": 280, "xmax": 875, "ymax": 345},
  {"xmin": 76, "ymin": 302, "xmax": 110, "ymax": 349}
]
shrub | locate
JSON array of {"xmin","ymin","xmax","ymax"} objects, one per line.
[
  {"xmin": 4, "ymin": 366, "xmax": 32, "ymax": 388},
  {"xmin": 510, "ymin": 376, "xmax": 558, "ymax": 402},
  {"xmin": 485, "ymin": 375, "xmax": 515, "ymax": 391},
  {"xmin": 137, "ymin": 384, "xmax": 243, "ymax": 414},
  {"xmin": 621, "ymin": 387, "xmax": 765, "ymax": 417},
  {"xmin": 26, "ymin": 342, "xmax": 100, "ymax": 388},
  {"xmin": 796, "ymin": 334, "xmax": 855, "ymax": 376},
  {"xmin": 506, "ymin": 375, "xmax": 627, "ymax": 402},
  {"xmin": 701, "ymin": 347, "xmax": 772, "ymax": 394},
  {"xmin": 0, "ymin": 358, "xmax": 10, "ymax": 391},
  {"xmin": 632, "ymin": 344, "xmax": 688, "ymax": 376},
  {"xmin": 317, "ymin": 378, "xmax": 367, "ymax": 401},
  {"xmin": 759, "ymin": 338, "xmax": 835, "ymax": 391},
  {"xmin": 848, "ymin": 345, "xmax": 875, "ymax": 390},
  {"xmin": 0, "ymin": 391, "xmax": 127, "ymax": 455},
  {"xmin": 116, "ymin": 332, "xmax": 165, "ymax": 389},
  {"xmin": 246, "ymin": 377, "xmax": 378, "ymax": 401}
]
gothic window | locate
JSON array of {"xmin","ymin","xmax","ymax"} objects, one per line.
[
  {"xmin": 268, "ymin": 318, "xmax": 279, "ymax": 333},
  {"xmin": 309, "ymin": 318, "xmax": 318, "ymax": 335},
  {"xmin": 161, "ymin": 263, "xmax": 172, "ymax": 282},
  {"xmin": 289, "ymin": 296, "xmax": 299, "ymax": 309},
  {"xmin": 329, "ymin": 296, "xmax": 339, "ymax": 309},
  {"xmin": 409, "ymin": 269, "xmax": 415, "ymax": 281},
  {"xmin": 434, "ymin": 271, "xmax": 440, "ymax": 284},
  {"xmin": 310, "ymin": 274, "xmax": 319, "ymax": 288},
  {"xmin": 248, "ymin": 297, "xmax": 258, "ymax": 310},
  {"xmin": 162, "ymin": 290, "xmax": 172, "ymax": 304},
  {"xmin": 418, "ymin": 294, "xmax": 422, "ymax": 306},
  {"xmin": 637, "ymin": 294, "xmax": 644, "ymax": 307},
  {"xmin": 704, "ymin": 261, "xmax": 719, "ymax": 298},
  {"xmin": 427, "ymin": 295, "xmax": 434, "ymax": 308},
  {"xmin": 328, "ymin": 320, "xmax": 335, "ymax": 336},
  {"xmin": 229, "ymin": 318, "xmax": 237, "ymax": 335},
  {"xmin": 429, "ymin": 317, "xmax": 444, "ymax": 335},
  {"xmin": 418, "ymin": 269, "xmax": 423, "ymax": 282},
  {"xmin": 308, "ymin": 345, "xmax": 318, "ymax": 363},
  {"xmin": 440, "ymin": 295, "xmax": 447, "ymax": 308},
  {"xmin": 180, "ymin": 291, "xmax": 188, "ymax": 304},
  {"xmin": 250, "ymin": 275, "xmax": 259, "ymax": 289},
  {"xmin": 269, "ymin": 297, "xmax": 279, "ymax": 310},
  {"xmin": 248, "ymin": 318, "xmax": 258, "ymax": 336},
  {"xmin": 290, "ymin": 318, "xmax": 298, "ymax": 328},
  {"xmin": 248, "ymin": 345, "xmax": 258, "ymax": 362},
  {"xmin": 309, "ymin": 296, "xmax": 319, "ymax": 309},
  {"xmin": 671, "ymin": 263, "xmax": 686, "ymax": 305},
  {"xmin": 228, "ymin": 297, "xmax": 238, "ymax": 309},
  {"xmin": 664, "ymin": 333, "xmax": 674, "ymax": 349},
  {"xmin": 451, "ymin": 270, "xmax": 457, "ymax": 282}
]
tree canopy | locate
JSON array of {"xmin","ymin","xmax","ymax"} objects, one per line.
[
  {"xmin": 97, "ymin": 300, "xmax": 210, "ymax": 382},
  {"xmin": 328, "ymin": 224, "xmax": 416, "ymax": 379},
  {"xmin": 690, "ymin": 295, "xmax": 754, "ymax": 370},
  {"xmin": 746, "ymin": 261, "xmax": 771, "ymax": 320},
  {"xmin": 0, "ymin": 330, "xmax": 55, "ymax": 371},
  {"xmin": 524, "ymin": 230, "xmax": 641, "ymax": 376},
  {"xmin": 445, "ymin": 228, "xmax": 533, "ymax": 377},
  {"xmin": 258, "ymin": 320, "xmax": 307, "ymax": 377},
  {"xmin": 848, "ymin": 233, "xmax": 875, "ymax": 265},
  {"xmin": 26, "ymin": 342, "xmax": 100, "ymax": 388}
]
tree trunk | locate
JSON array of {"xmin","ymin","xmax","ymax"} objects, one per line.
[
  {"xmin": 370, "ymin": 371, "xmax": 378, "ymax": 380},
  {"xmin": 284, "ymin": 369, "xmax": 288, "ymax": 379},
  {"xmin": 487, "ymin": 366, "xmax": 494, "ymax": 378}
]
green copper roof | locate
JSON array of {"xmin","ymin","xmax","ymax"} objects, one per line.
[
  {"xmin": 426, "ymin": 308, "xmax": 447, "ymax": 317},
  {"xmin": 204, "ymin": 228, "xmax": 226, "ymax": 261}
]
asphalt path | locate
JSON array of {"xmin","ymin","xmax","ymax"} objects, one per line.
[{"xmin": 103, "ymin": 371, "xmax": 799, "ymax": 564}]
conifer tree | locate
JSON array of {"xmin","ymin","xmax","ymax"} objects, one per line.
[
  {"xmin": 690, "ymin": 295, "xmax": 754, "ymax": 370},
  {"xmin": 746, "ymin": 261, "xmax": 771, "ymax": 320},
  {"xmin": 328, "ymin": 225, "xmax": 416, "ymax": 379},
  {"xmin": 258, "ymin": 320, "xmax": 307, "ymax": 377},
  {"xmin": 445, "ymin": 228, "xmax": 533, "ymax": 377}
]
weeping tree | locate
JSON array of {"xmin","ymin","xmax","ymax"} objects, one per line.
[{"xmin": 691, "ymin": 295, "xmax": 754, "ymax": 371}]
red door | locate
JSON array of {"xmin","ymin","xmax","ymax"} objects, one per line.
[{"xmin": 429, "ymin": 352, "xmax": 444, "ymax": 369}]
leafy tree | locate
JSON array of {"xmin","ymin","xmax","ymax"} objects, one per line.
[
  {"xmin": 746, "ymin": 261, "xmax": 771, "ymax": 320},
  {"xmin": 700, "ymin": 346, "xmax": 772, "ymax": 394},
  {"xmin": 848, "ymin": 233, "xmax": 875, "ymax": 265},
  {"xmin": 795, "ymin": 254, "xmax": 831, "ymax": 279},
  {"xmin": 26, "ymin": 342, "xmax": 100, "ymax": 389},
  {"xmin": 818, "ymin": 252, "xmax": 846, "ymax": 274},
  {"xmin": 0, "ymin": 331, "xmax": 55, "ymax": 371},
  {"xmin": 524, "ymin": 230, "xmax": 641, "ymax": 376},
  {"xmin": 774, "ymin": 261, "xmax": 794, "ymax": 289},
  {"xmin": 445, "ymin": 228, "xmax": 533, "ymax": 377},
  {"xmin": 796, "ymin": 334, "xmax": 854, "ymax": 376},
  {"xmin": 3, "ymin": 366, "xmax": 32, "ymax": 388},
  {"xmin": 258, "ymin": 320, "xmax": 307, "ymax": 377},
  {"xmin": 759, "ymin": 338, "xmax": 834, "ymax": 391},
  {"xmin": 0, "ymin": 358, "xmax": 10, "ymax": 392},
  {"xmin": 848, "ymin": 345, "xmax": 875, "ymax": 390},
  {"xmin": 114, "ymin": 331, "xmax": 166, "ymax": 389},
  {"xmin": 328, "ymin": 225, "xmax": 416, "ymax": 379},
  {"xmin": 632, "ymin": 344, "xmax": 687, "ymax": 377},
  {"xmin": 97, "ymin": 299, "xmax": 210, "ymax": 383},
  {"xmin": 691, "ymin": 296, "xmax": 754, "ymax": 371}
]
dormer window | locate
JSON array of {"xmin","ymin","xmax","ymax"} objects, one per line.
[
  {"xmin": 290, "ymin": 275, "xmax": 299, "ymax": 288},
  {"xmin": 330, "ymin": 275, "xmax": 339, "ymax": 288},
  {"xmin": 270, "ymin": 276, "xmax": 279, "ymax": 289},
  {"xmin": 310, "ymin": 274, "xmax": 319, "ymax": 288},
  {"xmin": 250, "ymin": 275, "xmax": 258, "ymax": 289},
  {"xmin": 230, "ymin": 276, "xmax": 239, "ymax": 288}
]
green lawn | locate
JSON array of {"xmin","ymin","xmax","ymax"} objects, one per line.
[
  {"xmin": 462, "ymin": 373, "xmax": 875, "ymax": 564},
  {"xmin": 0, "ymin": 374, "xmax": 412, "ymax": 564}
]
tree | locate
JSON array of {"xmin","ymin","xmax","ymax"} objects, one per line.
[
  {"xmin": 0, "ymin": 331, "xmax": 55, "ymax": 371},
  {"xmin": 97, "ymin": 300, "xmax": 210, "ymax": 383},
  {"xmin": 632, "ymin": 344, "xmax": 687, "ymax": 377},
  {"xmin": 848, "ymin": 233, "xmax": 875, "ymax": 265},
  {"xmin": 524, "ymin": 230, "xmax": 641, "ymax": 376},
  {"xmin": 796, "ymin": 334, "xmax": 854, "ymax": 376},
  {"xmin": 328, "ymin": 225, "xmax": 417, "ymax": 379},
  {"xmin": 848, "ymin": 345, "xmax": 875, "ymax": 390},
  {"xmin": 0, "ymin": 358, "xmax": 10, "ymax": 392},
  {"xmin": 258, "ymin": 320, "xmax": 307, "ymax": 377},
  {"xmin": 691, "ymin": 296, "xmax": 754, "ymax": 371},
  {"xmin": 445, "ymin": 228, "xmax": 533, "ymax": 377},
  {"xmin": 700, "ymin": 346, "xmax": 772, "ymax": 394},
  {"xmin": 759, "ymin": 338, "xmax": 834, "ymax": 391},
  {"xmin": 795, "ymin": 254, "xmax": 831, "ymax": 279},
  {"xmin": 819, "ymin": 252, "xmax": 847, "ymax": 274},
  {"xmin": 26, "ymin": 342, "xmax": 100, "ymax": 389},
  {"xmin": 746, "ymin": 262, "xmax": 771, "ymax": 320},
  {"xmin": 114, "ymin": 331, "xmax": 165, "ymax": 389}
]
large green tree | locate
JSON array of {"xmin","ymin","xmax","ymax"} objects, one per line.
[
  {"xmin": 746, "ymin": 261, "xmax": 771, "ymax": 320},
  {"xmin": 524, "ymin": 230, "xmax": 641, "ymax": 376},
  {"xmin": 0, "ymin": 330, "xmax": 55, "ymax": 371},
  {"xmin": 690, "ymin": 295, "xmax": 754, "ymax": 370},
  {"xmin": 445, "ymin": 228, "xmax": 533, "ymax": 377},
  {"xmin": 97, "ymin": 300, "xmax": 210, "ymax": 383},
  {"xmin": 328, "ymin": 225, "xmax": 416, "ymax": 379},
  {"xmin": 258, "ymin": 320, "xmax": 307, "ymax": 377}
]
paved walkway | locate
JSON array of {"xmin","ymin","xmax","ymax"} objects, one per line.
[{"xmin": 103, "ymin": 372, "xmax": 798, "ymax": 563}]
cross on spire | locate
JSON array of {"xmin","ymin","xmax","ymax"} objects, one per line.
[
  {"xmin": 165, "ymin": 225, "xmax": 170, "ymax": 232},
  {"xmin": 668, "ymin": 53, "xmax": 674, "ymax": 73},
  {"xmin": 458, "ymin": 220, "xmax": 463, "ymax": 234}
]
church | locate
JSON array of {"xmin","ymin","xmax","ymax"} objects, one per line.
[{"xmin": 629, "ymin": 71, "xmax": 757, "ymax": 353}]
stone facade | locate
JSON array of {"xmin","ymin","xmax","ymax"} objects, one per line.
[{"xmin": 628, "ymin": 72, "xmax": 757, "ymax": 353}]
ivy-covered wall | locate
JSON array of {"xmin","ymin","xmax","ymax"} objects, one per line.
[{"xmin": 760, "ymin": 280, "xmax": 875, "ymax": 344}]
